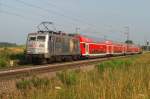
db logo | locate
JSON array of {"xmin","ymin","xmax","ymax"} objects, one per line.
[{"xmin": 29, "ymin": 44, "xmax": 36, "ymax": 47}]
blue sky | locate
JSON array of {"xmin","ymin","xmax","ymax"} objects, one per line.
[{"xmin": 0, "ymin": 0, "xmax": 150, "ymax": 44}]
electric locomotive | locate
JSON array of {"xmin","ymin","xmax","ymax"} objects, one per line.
[{"xmin": 26, "ymin": 22, "xmax": 80, "ymax": 63}]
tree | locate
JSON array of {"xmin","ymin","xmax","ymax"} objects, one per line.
[{"xmin": 125, "ymin": 40, "xmax": 133, "ymax": 44}]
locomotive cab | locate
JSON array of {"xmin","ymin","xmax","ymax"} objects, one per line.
[
  {"xmin": 26, "ymin": 31, "xmax": 81, "ymax": 63},
  {"xmin": 26, "ymin": 33, "xmax": 49, "ymax": 61}
]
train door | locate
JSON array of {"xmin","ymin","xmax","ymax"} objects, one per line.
[
  {"xmin": 48, "ymin": 36, "xmax": 54, "ymax": 55},
  {"xmin": 109, "ymin": 45, "xmax": 112, "ymax": 54},
  {"xmin": 85, "ymin": 43, "xmax": 89, "ymax": 55},
  {"xmin": 107, "ymin": 45, "xmax": 113, "ymax": 54}
]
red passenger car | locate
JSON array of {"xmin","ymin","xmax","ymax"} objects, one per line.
[
  {"xmin": 77, "ymin": 35, "xmax": 141, "ymax": 58},
  {"xmin": 77, "ymin": 35, "xmax": 108, "ymax": 57},
  {"xmin": 112, "ymin": 43, "xmax": 125, "ymax": 55}
]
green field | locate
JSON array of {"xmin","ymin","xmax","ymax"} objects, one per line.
[
  {"xmin": 0, "ymin": 47, "xmax": 25, "ymax": 68},
  {"xmin": 0, "ymin": 53, "xmax": 150, "ymax": 99}
]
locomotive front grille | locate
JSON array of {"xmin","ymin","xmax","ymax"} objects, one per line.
[{"xmin": 27, "ymin": 48, "xmax": 46, "ymax": 54}]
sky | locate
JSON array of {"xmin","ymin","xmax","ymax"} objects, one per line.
[{"xmin": 0, "ymin": 0, "xmax": 150, "ymax": 45}]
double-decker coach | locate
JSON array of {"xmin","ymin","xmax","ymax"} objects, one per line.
[{"xmin": 77, "ymin": 35, "xmax": 142, "ymax": 58}]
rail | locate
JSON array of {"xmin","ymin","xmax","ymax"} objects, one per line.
[{"xmin": 0, "ymin": 55, "xmax": 133, "ymax": 79}]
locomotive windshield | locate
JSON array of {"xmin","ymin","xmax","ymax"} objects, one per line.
[
  {"xmin": 37, "ymin": 36, "xmax": 45, "ymax": 41},
  {"xmin": 28, "ymin": 35, "xmax": 46, "ymax": 42},
  {"xmin": 29, "ymin": 37, "xmax": 36, "ymax": 41}
]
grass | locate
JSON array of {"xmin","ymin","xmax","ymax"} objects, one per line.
[
  {"xmin": 16, "ymin": 77, "xmax": 50, "ymax": 90},
  {"xmin": 0, "ymin": 47, "xmax": 25, "ymax": 68},
  {"xmin": 56, "ymin": 70, "xmax": 78, "ymax": 86},
  {"xmin": 0, "ymin": 53, "xmax": 150, "ymax": 99}
]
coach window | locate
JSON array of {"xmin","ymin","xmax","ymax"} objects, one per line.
[{"xmin": 83, "ymin": 43, "xmax": 86, "ymax": 48}]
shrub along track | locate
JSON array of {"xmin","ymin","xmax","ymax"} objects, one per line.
[{"xmin": 0, "ymin": 55, "xmax": 137, "ymax": 79}]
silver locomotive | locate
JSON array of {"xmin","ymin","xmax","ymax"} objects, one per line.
[{"xmin": 26, "ymin": 22, "xmax": 80, "ymax": 64}]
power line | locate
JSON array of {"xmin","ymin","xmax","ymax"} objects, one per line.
[
  {"xmin": 40, "ymin": 0, "xmax": 97, "ymax": 27},
  {"xmin": 14, "ymin": 0, "xmax": 95, "ymax": 33},
  {"xmin": 1, "ymin": 3, "xmax": 54, "ymax": 21},
  {"xmin": 14, "ymin": 0, "xmax": 83, "ymax": 31},
  {"xmin": 2, "ymin": 0, "xmax": 125, "ymax": 42},
  {"xmin": 14, "ymin": 0, "xmax": 123, "ymax": 41},
  {"xmin": 14, "ymin": 0, "xmax": 79, "ymax": 22},
  {"xmin": 1, "ymin": 2, "xmax": 66, "ymax": 31},
  {"xmin": 0, "ymin": 10, "xmax": 124, "ymax": 42},
  {"xmin": 41, "ymin": 0, "xmax": 113, "ymax": 39},
  {"xmin": 15, "ymin": 0, "xmax": 98, "ymax": 29},
  {"xmin": 0, "ymin": 10, "xmax": 36, "ymax": 22}
]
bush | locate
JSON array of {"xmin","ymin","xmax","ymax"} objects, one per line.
[
  {"xmin": 0, "ymin": 48, "xmax": 11, "ymax": 58},
  {"xmin": 0, "ymin": 47, "xmax": 25, "ymax": 68},
  {"xmin": 57, "ymin": 71, "xmax": 78, "ymax": 86},
  {"xmin": 0, "ymin": 48, "xmax": 12, "ymax": 68},
  {"xmin": 96, "ymin": 59, "xmax": 133, "ymax": 73},
  {"xmin": 0, "ymin": 58, "xmax": 7, "ymax": 67}
]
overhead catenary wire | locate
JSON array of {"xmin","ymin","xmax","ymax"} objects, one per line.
[
  {"xmin": 15, "ymin": 0, "xmax": 84, "ymax": 24},
  {"xmin": 0, "ymin": 1, "xmax": 43, "ymax": 22},
  {"xmin": 0, "ymin": 12, "xmax": 123, "ymax": 42},
  {"xmin": 0, "ymin": 10, "xmax": 37, "ymax": 22},
  {"xmin": 1, "ymin": 0, "xmax": 126, "ymax": 42},
  {"xmin": 13, "ymin": 0, "xmax": 84, "ymax": 31},
  {"xmin": 14, "ymin": 1, "xmax": 122, "ymax": 36},
  {"xmin": 15, "ymin": 0, "xmax": 103, "ymax": 34},
  {"xmin": 41, "ymin": 0, "xmax": 125, "ymax": 41},
  {"xmin": 1, "ymin": 3, "xmax": 47, "ymax": 18},
  {"xmin": 1, "ymin": 3, "xmax": 57, "ymax": 22},
  {"xmin": 0, "ymin": 2, "xmax": 66, "ymax": 31},
  {"xmin": 39, "ymin": 0, "xmax": 97, "ymax": 27},
  {"xmin": 38, "ymin": 0, "xmax": 105, "ymax": 34}
]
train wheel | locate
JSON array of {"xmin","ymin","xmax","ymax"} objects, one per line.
[
  {"xmin": 63, "ymin": 57, "xmax": 68, "ymax": 62},
  {"xmin": 68, "ymin": 56, "xmax": 73, "ymax": 61},
  {"xmin": 63, "ymin": 56, "xmax": 72, "ymax": 62},
  {"xmin": 32, "ymin": 58, "xmax": 39, "ymax": 64},
  {"xmin": 32, "ymin": 58, "xmax": 47, "ymax": 65},
  {"xmin": 77, "ymin": 55, "xmax": 81, "ymax": 60},
  {"xmin": 47, "ymin": 58, "xmax": 54, "ymax": 64},
  {"xmin": 72, "ymin": 56, "xmax": 78, "ymax": 61},
  {"xmin": 72, "ymin": 56, "xmax": 77, "ymax": 61},
  {"xmin": 41, "ymin": 59, "xmax": 47, "ymax": 64},
  {"xmin": 25, "ymin": 56, "xmax": 32, "ymax": 64},
  {"xmin": 55, "ymin": 56, "xmax": 62, "ymax": 62}
]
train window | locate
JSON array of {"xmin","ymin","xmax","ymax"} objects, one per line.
[
  {"xmin": 83, "ymin": 43, "xmax": 86, "ymax": 48},
  {"xmin": 29, "ymin": 37, "xmax": 36, "ymax": 41},
  {"xmin": 49, "ymin": 36, "xmax": 52, "ymax": 41},
  {"xmin": 37, "ymin": 36, "xmax": 45, "ymax": 41}
]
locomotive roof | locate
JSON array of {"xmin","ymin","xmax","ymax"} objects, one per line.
[
  {"xmin": 29, "ymin": 31, "xmax": 79, "ymax": 37},
  {"xmin": 77, "ymin": 34, "xmax": 141, "ymax": 47}
]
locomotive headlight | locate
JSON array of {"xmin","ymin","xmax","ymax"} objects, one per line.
[{"xmin": 27, "ymin": 50, "xmax": 31, "ymax": 53}]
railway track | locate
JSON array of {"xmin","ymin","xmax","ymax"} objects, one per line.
[{"xmin": 0, "ymin": 55, "xmax": 133, "ymax": 79}]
